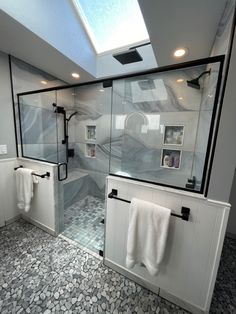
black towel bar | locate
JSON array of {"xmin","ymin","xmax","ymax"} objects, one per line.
[
  {"xmin": 14, "ymin": 165, "xmax": 50, "ymax": 178},
  {"xmin": 108, "ymin": 189, "xmax": 190, "ymax": 221}
]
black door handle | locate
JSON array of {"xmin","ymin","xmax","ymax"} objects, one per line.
[{"xmin": 58, "ymin": 163, "xmax": 68, "ymax": 181}]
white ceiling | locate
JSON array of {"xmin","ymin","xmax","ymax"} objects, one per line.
[
  {"xmin": 138, "ymin": 0, "xmax": 228, "ymax": 66},
  {"xmin": 0, "ymin": 1, "xmax": 229, "ymax": 83},
  {"xmin": 0, "ymin": 9, "xmax": 94, "ymax": 84}
]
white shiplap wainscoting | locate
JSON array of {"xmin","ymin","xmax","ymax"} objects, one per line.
[
  {"xmin": 104, "ymin": 176, "xmax": 230, "ymax": 314},
  {"xmin": 15, "ymin": 158, "xmax": 59, "ymax": 235},
  {"xmin": 0, "ymin": 158, "xmax": 19, "ymax": 226}
]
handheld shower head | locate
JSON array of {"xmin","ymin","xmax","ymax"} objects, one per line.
[{"xmin": 186, "ymin": 69, "xmax": 211, "ymax": 89}]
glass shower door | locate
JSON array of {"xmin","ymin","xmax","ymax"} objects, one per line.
[{"xmin": 56, "ymin": 83, "xmax": 112, "ymax": 255}]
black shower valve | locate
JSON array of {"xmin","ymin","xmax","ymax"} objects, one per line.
[{"xmin": 185, "ymin": 176, "xmax": 196, "ymax": 189}]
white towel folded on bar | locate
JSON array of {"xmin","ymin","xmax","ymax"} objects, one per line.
[
  {"xmin": 15, "ymin": 168, "xmax": 38, "ymax": 212},
  {"xmin": 126, "ymin": 198, "xmax": 171, "ymax": 276}
]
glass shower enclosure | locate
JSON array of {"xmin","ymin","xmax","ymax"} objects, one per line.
[{"xmin": 17, "ymin": 56, "xmax": 224, "ymax": 255}]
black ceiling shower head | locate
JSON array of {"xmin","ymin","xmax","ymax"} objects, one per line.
[
  {"xmin": 186, "ymin": 68, "xmax": 211, "ymax": 89},
  {"xmin": 113, "ymin": 48, "xmax": 143, "ymax": 65},
  {"xmin": 112, "ymin": 42, "xmax": 151, "ymax": 65}
]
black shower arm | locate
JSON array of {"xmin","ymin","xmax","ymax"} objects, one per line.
[
  {"xmin": 196, "ymin": 69, "xmax": 211, "ymax": 80},
  {"xmin": 66, "ymin": 111, "xmax": 77, "ymax": 122}
]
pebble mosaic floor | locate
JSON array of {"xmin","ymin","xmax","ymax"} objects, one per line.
[
  {"xmin": 0, "ymin": 219, "xmax": 235, "ymax": 314},
  {"xmin": 62, "ymin": 195, "xmax": 105, "ymax": 254}
]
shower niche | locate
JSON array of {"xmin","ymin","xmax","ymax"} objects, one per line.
[
  {"xmin": 86, "ymin": 143, "xmax": 96, "ymax": 158},
  {"xmin": 86, "ymin": 125, "xmax": 96, "ymax": 141}
]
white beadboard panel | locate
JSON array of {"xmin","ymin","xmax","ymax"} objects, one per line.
[
  {"xmin": 104, "ymin": 176, "xmax": 230, "ymax": 314},
  {"xmin": 16, "ymin": 158, "xmax": 58, "ymax": 234},
  {"xmin": 0, "ymin": 158, "xmax": 18, "ymax": 225}
]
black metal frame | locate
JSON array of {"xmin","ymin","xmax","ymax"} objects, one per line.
[
  {"xmin": 8, "ymin": 55, "xmax": 19, "ymax": 157},
  {"xmin": 108, "ymin": 189, "xmax": 190, "ymax": 221},
  {"xmin": 17, "ymin": 56, "xmax": 223, "ymax": 96},
  {"xmin": 16, "ymin": 55, "xmax": 225, "ymax": 195}
]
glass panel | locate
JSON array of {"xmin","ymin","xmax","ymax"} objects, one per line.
[
  {"xmin": 110, "ymin": 61, "xmax": 221, "ymax": 192},
  {"xmin": 18, "ymin": 91, "xmax": 60, "ymax": 163}
]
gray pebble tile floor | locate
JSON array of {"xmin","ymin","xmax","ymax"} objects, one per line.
[
  {"xmin": 62, "ymin": 195, "xmax": 105, "ymax": 254},
  {"xmin": 0, "ymin": 219, "xmax": 235, "ymax": 313}
]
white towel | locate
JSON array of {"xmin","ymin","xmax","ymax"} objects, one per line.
[
  {"xmin": 126, "ymin": 198, "xmax": 171, "ymax": 276},
  {"xmin": 15, "ymin": 168, "xmax": 38, "ymax": 212}
]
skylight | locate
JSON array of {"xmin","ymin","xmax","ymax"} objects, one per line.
[{"xmin": 73, "ymin": 0, "xmax": 149, "ymax": 54}]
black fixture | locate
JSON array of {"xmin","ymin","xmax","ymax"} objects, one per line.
[
  {"xmin": 68, "ymin": 148, "xmax": 75, "ymax": 158},
  {"xmin": 52, "ymin": 103, "xmax": 77, "ymax": 162},
  {"xmin": 113, "ymin": 42, "xmax": 151, "ymax": 65},
  {"xmin": 108, "ymin": 189, "xmax": 190, "ymax": 221},
  {"xmin": 52, "ymin": 103, "xmax": 65, "ymax": 114},
  {"xmin": 113, "ymin": 48, "xmax": 143, "ymax": 65},
  {"xmin": 187, "ymin": 69, "xmax": 211, "ymax": 89},
  {"xmin": 67, "ymin": 111, "xmax": 78, "ymax": 122},
  {"xmin": 185, "ymin": 176, "xmax": 196, "ymax": 189},
  {"xmin": 14, "ymin": 165, "xmax": 50, "ymax": 178}
]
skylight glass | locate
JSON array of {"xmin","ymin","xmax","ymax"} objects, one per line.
[{"xmin": 73, "ymin": 0, "xmax": 149, "ymax": 54}]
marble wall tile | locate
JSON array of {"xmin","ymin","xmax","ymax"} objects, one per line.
[{"xmin": 17, "ymin": 59, "xmax": 223, "ymax": 194}]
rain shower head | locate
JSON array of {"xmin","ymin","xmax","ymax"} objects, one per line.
[
  {"xmin": 113, "ymin": 48, "xmax": 143, "ymax": 65},
  {"xmin": 112, "ymin": 42, "xmax": 151, "ymax": 65},
  {"xmin": 186, "ymin": 69, "xmax": 211, "ymax": 89}
]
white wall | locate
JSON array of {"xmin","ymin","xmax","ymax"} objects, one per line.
[
  {"xmin": 0, "ymin": 51, "xmax": 19, "ymax": 226},
  {"xmin": 208, "ymin": 28, "xmax": 236, "ymax": 202},
  {"xmin": 228, "ymin": 170, "xmax": 236, "ymax": 236},
  {"xmin": 0, "ymin": 51, "xmax": 16, "ymax": 159}
]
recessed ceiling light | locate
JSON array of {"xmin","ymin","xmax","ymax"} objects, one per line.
[
  {"xmin": 178, "ymin": 97, "xmax": 183, "ymax": 100},
  {"xmin": 176, "ymin": 79, "xmax": 184, "ymax": 83},
  {"xmin": 173, "ymin": 48, "xmax": 187, "ymax": 58},
  {"xmin": 72, "ymin": 72, "xmax": 80, "ymax": 78},
  {"xmin": 99, "ymin": 89, "xmax": 104, "ymax": 92},
  {"xmin": 40, "ymin": 80, "xmax": 47, "ymax": 85}
]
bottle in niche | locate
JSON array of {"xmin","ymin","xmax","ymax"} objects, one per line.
[
  {"xmin": 174, "ymin": 155, "xmax": 180, "ymax": 168},
  {"xmin": 87, "ymin": 129, "xmax": 91, "ymax": 139},
  {"xmin": 91, "ymin": 147, "xmax": 95, "ymax": 157},
  {"xmin": 163, "ymin": 155, "xmax": 170, "ymax": 167},
  {"xmin": 168, "ymin": 154, "xmax": 174, "ymax": 167}
]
